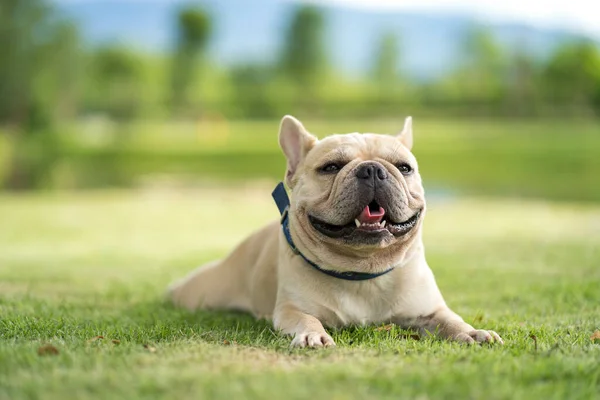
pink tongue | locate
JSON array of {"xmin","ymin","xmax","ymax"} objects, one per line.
[{"xmin": 358, "ymin": 205, "xmax": 385, "ymax": 224}]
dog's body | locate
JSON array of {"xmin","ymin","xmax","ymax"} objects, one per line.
[{"xmin": 168, "ymin": 116, "xmax": 502, "ymax": 347}]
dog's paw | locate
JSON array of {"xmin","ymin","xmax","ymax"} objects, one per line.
[
  {"xmin": 455, "ymin": 329, "xmax": 504, "ymax": 345},
  {"xmin": 291, "ymin": 331, "xmax": 336, "ymax": 348}
]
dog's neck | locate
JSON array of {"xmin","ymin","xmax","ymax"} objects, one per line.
[{"xmin": 272, "ymin": 182, "xmax": 417, "ymax": 281}]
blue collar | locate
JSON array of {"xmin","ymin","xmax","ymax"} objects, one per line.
[{"xmin": 271, "ymin": 182, "xmax": 395, "ymax": 281}]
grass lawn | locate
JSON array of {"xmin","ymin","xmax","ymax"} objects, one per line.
[{"xmin": 1, "ymin": 186, "xmax": 599, "ymax": 399}]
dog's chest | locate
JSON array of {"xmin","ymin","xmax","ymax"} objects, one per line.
[{"xmin": 328, "ymin": 284, "xmax": 396, "ymax": 326}]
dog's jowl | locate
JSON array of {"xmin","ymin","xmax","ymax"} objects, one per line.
[{"xmin": 168, "ymin": 116, "xmax": 503, "ymax": 348}]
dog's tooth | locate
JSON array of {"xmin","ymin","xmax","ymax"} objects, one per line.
[
  {"xmin": 381, "ymin": 220, "xmax": 386, "ymax": 227},
  {"xmin": 355, "ymin": 219, "xmax": 360, "ymax": 227}
]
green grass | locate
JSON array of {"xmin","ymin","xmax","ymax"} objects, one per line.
[
  {"xmin": 55, "ymin": 117, "xmax": 600, "ymax": 201},
  {"xmin": 1, "ymin": 187, "xmax": 600, "ymax": 399}
]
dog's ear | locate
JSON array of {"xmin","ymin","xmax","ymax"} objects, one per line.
[
  {"xmin": 279, "ymin": 115, "xmax": 318, "ymax": 186},
  {"xmin": 397, "ymin": 116, "xmax": 413, "ymax": 150}
]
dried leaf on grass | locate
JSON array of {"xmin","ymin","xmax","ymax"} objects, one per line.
[
  {"xmin": 374, "ymin": 324, "xmax": 393, "ymax": 332},
  {"xmin": 87, "ymin": 336, "xmax": 104, "ymax": 343},
  {"xmin": 591, "ymin": 331, "xmax": 600, "ymax": 343},
  {"xmin": 112, "ymin": 340, "xmax": 121, "ymax": 345},
  {"xmin": 529, "ymin": 334, "xmax": 538, "ymax": 351},
  {"xmin": 374, "ymin": 325, "xmax": 419, "ymax": 340},
  {"xmin": 37, "ymin": 344, "xmax": 59, "ymax": 356},
  {"xmin": 143, "ymin": 344, "xmax": 156, "ymax": 353}
]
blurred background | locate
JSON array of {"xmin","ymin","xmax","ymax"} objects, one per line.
[{"xmin": 1, "ymin": 0, "xmax": 599, "ymax": 201}]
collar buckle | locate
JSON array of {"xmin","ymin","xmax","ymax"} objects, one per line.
[{"xmin": 280, "ymin": 206, "xmax": 289, "ymax": 224}]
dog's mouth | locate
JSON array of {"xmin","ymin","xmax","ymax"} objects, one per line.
[{"xmin": 308, "ymin": 200, "xmax": 421, "ymax": 239}]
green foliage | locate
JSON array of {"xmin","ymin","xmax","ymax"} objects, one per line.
[
  {"xmin": 0, "ymin": 0, "xmax": 80, "ymax": 189},
  {"xmin": 0, "ymin": 0, "xmax": 80, "ymax": 126},
  {"xmin": 229, "ymin": 65, "xmax": 279, "ymax": 118},
  {"xmin": 170, "ymin": 7, "xmax": 212, "ymax": 115},
  {"xmin": 4, "ymin": 2, "xmax": 600, "ymax": 128},
  {"xmin": 177, "ymin": 9, "xmax": 212, "ymax": 50},
  {"xmin": 3, "ymin": 2, "xmax": 600, "ymax": 192},
  {"xmin": 370, "ymin": 32, "xmax": 408, "ymax": 112},
  {"xmin": 280, "ymin": 6, "xmax": 327, "ymax": 89},
  {"xmin": 504, "ymin": 46, "xmax": 541, "ymax": 115},
  {"xmin": 3, "ymin": 129, "xmax": 61, "ymax": 190},
  {"xmin": 372, "ymin": 33, "xmax": 400, "ymax": 88},
  {"xmin": 455, "ymin": 25, "xmax": 508, "ymax": 102},
  {"xmin": 87, "ymin": 46, "xmax": 145, "ymax": 121},
  {"xmin": 11, "ymin": 118, "xmax": 597, "ymax": 202},
  {"xmin": 1, "ymin": 191, "xmax": 599, "ymax": 399},
  {"xmin": 542, "ymin": 41, "xmax": 600, "ymax": 115}
]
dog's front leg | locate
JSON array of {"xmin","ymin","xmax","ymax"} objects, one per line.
[
  {"xmin": 273, "ymin": 302, "xmax": 335, "ymax": 348},
  {"xmin": 404, "ymin": 307, "xmax": 504, "ymax": 344}
]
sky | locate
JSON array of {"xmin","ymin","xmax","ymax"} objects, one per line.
[
  {"xmin": 55, "ymin": 0, "xmax": 600, "ymax": 39},
  {"xmin": 308, "ymin": 0, "xmax": 600, "ymax": 38}
]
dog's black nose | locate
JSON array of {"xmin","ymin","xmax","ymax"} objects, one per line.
[{"xmin": 355, "ymin": 163, "xmax": 387, "ymax": 181}]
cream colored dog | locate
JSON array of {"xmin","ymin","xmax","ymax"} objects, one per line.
[{"xmin": 168, "ymin": 116, "xmax": 503, "ymax": 348}]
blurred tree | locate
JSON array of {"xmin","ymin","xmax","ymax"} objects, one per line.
[
  {"xmin": 0, "ymin": 0, "xmax": 80, "ymax": 189},
  {"xmin": 0, "ymin": 0, "xmax": 79, "ymax": 126},
  {"xmin": 373, "ymin": 33, "xmax": 400, "ymax": 88},
  {"xmin": 280, "ymin": 5, "xmax": 326, "ymax": 93},
  {"xmin": 455, "ymin": 26, "xmax": 507, "ymax": 105},
  {"xmin": 505, "ymin": 44, "xmax": 541, "ymax": 116},
  {"xmin": 230, "ymin": 65, "xmax": 276, "ymax": 118},
  {"xmin": 170, "ymin": 7, "xmax": 212, "ymax": 115},
  {"xmin": 49, "ymin": 24, "xmax": 81, "ymax": 119},
  {"xmin": 542, "ymin": 41, "xmax": 600, "ymax": 115},
  {"xmin": 88, "ymin": 46, "xmax": 144, "ymax": 122},
  {"xmin": 371, "ymin": 32, "xmax": 404, "ymax": 109}
]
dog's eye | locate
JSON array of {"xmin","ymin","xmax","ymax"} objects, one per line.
[
  {"xmin": 396, "ymin": 163, "xmax": 413, "ymax": 175},
  {"xmin": 320, "ymin": 163, "xmax": 341, "ymax": 174}
]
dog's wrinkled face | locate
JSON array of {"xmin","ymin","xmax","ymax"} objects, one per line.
[
  {"xmin": 303, "ymin": 134, "xmax": 423, "ymax": 247},
  {"xmin": 279, "ymin": 116, "xmax": 426, "ymax": 270}
]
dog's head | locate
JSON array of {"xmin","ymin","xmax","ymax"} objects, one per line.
[{"xmin": 279, "ymin": 115, "xmax": 426, "ymax": 273}]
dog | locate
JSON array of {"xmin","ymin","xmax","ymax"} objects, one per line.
[{"xmin": 168, "ymin": 115, "xmax": 503, "ymax": 348}]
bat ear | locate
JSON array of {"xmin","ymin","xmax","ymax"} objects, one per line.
[
  {"xmin": 278, "ymin": 115, "xmax": 318, "ymax": 186},
  {"xmin": 397, "ymin": 116, "xmax": 413, "ymax": 150}
]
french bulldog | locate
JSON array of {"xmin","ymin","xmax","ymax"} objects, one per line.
[{"xmin": 168, "ymin": 116, "xmax": 503, "ymax": 348}]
